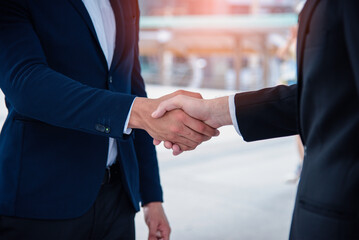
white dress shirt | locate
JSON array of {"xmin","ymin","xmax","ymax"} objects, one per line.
[
  {"xmin": 228, "ymin": 95, "xmax": 241, "ymax": 135},
  {"xmin": 83, "ymin": 0, "xmax": 239, "ymax": 163},
  {"xmin": 83, "ymin": 0, "xmax": 133, "ymax": 166}
]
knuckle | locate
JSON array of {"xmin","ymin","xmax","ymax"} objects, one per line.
[
  {"xmin": 180, "ymin": 145, "xmax": 189, "ymax": 151},
  {"xmin": 176, "ymin": 112, "xmax": 186, "ymax": 121},
  {"xmin": 204, "ymin": 136, "xmax": 211, "ymax": 141},
  {"xmin": 176, "ymin": 95, "xmax": 184, "ymax": 102},
  {"xmin": 187, "ymin": 142, "xmax": 197, "ymax": 150},
  {"xmin": 169, "ymin": 126, "xmax": 178, "ymax": 133},
  {"xmin": 188, "ymin": 145, "xmax": 196, "ymax": 151},
  {"xmin": 174, "ymin": 127, "xmax": 181, "ymax": 134},
  {"xmin": 179, "ymin": 125, "xmax": 185, "ymax": 133},
  {"xmin": 197, "ymin": 124, "xmax": 206, "ymax": 133},
  {"xmin": 192, "ymin": 134, "xmax": 202, "ymax": 143},
  {"xmin": 209, "ymin": 127, "xmax": 216, "ymax": 134},
  {"xmin": 183, "ymin": 129, "xmax": 191, "ymax": 137},
  {"xmin": 176, "ymin": 90, "xmax": 185, "ymax": 95},
  {"xmin": 157, "ymin": 102, "xmax": 165, "ymax": 110}
]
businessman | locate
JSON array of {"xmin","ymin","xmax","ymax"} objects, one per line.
[
  {"xmin": 153, "ymin": 0, "xmax": 359, "ymax": 239},
  {"xmin": 0, "ymin": 0, "xmax": 218, "ymax": 239}
]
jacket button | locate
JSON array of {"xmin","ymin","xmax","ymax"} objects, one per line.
[
  {"xmin": 108, "ymin": 76, "xmax": 113, "ymax": 83},
  {"xmin": 105, "ymin": 127, "xmax": 110, "ymax": 134},
  {"xmin": 95, "ymin": 124, "xmax": 106, "ymax": 133}
]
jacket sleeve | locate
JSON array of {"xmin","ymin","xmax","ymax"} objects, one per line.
[
  {"xmin": 131, "ymin": 2, "xmax": 163, "ymax": 205},
  {"xmin": 235, "ymin": 84, "xmax": 298, "ymax": 142},
  {"xmin": 343, "ymin": 0, "xmax": 359, "ymax": 94},
  {"xmin": 0, "ymin": 0, "xmax": 135, "ymax": 139}
]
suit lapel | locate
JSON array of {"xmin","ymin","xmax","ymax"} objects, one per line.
[
  {"xmin": 67, "ymin": 0, "xmax": 107, "ymax": 66},
  {"xmin": 297, "ymin": 0, "xmax": 321, "ymax": 81},
  {"xmin": 296, "ymin": 0, "xmax": 320, "ymax": 143}
]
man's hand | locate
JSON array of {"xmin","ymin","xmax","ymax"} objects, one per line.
[
  {"xmin": 129, "ymin": 90, "xmax": 219, "ymax": 152},
  {"xmin": 151, "ymin": 94, "xmax": 233, "ymax": 155},
  {"xmin": 152, "ymin": 95, "xmax": 232, "ymax": 128},
  {"xmin": 143, "ymin": 202, "xmax": 171, "ymax": 240}
]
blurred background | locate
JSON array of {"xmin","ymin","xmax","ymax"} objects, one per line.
[
  {"xmin": 0, "ymin": 0, "xmax": 304, "ymax": 239},
  {"xmin": 137, "ymin": 0, "xmax": 301, "ymax": 91}
]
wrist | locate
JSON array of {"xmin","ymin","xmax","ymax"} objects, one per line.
[
  {"xmin": 128, "ymin": 97, "xmax": 156, "ymax": 130},
  {"xmin": 207, "ymin": 96, "xmax": 232, "ymax": 127},
  {"xmin": 143, "ymin": 202, "xmax": 163, "ymax": 214},
  {"xmin": 143, "ymin": 201, "xmax": 162, "ymax": 208}
]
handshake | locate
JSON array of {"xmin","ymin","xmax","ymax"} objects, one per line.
[{"xmin": 128, "ymin": 90, "xmax": 233, "ymax": 155}]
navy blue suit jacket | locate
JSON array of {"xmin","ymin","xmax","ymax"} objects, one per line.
[{"xmin": 0, "ymin": 0, "xmax": 163, "ymax": 219}]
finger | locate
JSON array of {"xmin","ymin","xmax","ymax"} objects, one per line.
[
  {"xmin": 163, "ymin": 141, "xmax": 173, "ymax": 149},
  {"xmin": 158, "ymin": 223, "xmax": 171, "ymax": 240},
  {"xmin": 161, "ymin": 229, "xmax": 170, "ymax": 240},
  {"xmin": 148, "ymin": 223, "xmax": 158, "ymax": 240},
  {"xmin": 183, "ymin": 114, "xmax": 220, "ymax": 139},
  {"xmin": 177, "ymin": 117, "xmax": 218, "ymax": 145},
  {"xmin": 156, "ymin": 231, "xmax": 162, "ymax": 238},
  {"xmin": 173, "ymin": 136, "xmax": 199, "ymax": 151},
  {"xmin": 153, "ymin": 139, "xmax": 162, "ymax": 145},
  {"xmin": 165, "ymin": 119, "xmax": 201, "ymax": 148},
  {"xmin": 174, "ymin": 125, "xmax": 209, "ymax": 149},
  {"xmin": 173, "ymin": 150, "xmax": 182, "ymax": 156},
  {"xmin": 173, "ymin": 150, "xmax": 183, "ymax": 156},
  {"xmin": 168, "ymin": 137, "xmax": 198, "ymax": 152},
  {"xmin": 152, "ymin": 96, "xmax": 184, "ymax": 118},
  {"xmin": 172, "ymin": 144, "xmax": 183, "ymax": 156},
  {"xmin": 161, "ymin": 110, "xmax": 205, "ymax": 150}
]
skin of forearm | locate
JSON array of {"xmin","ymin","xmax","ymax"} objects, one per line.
[
  {"xmin": 205, "ymin": 96, "xmax": 232, "ymax": 128},
  {"xmin": 128, "ymin": 97, "xmax": 154, "ymax": 130}
]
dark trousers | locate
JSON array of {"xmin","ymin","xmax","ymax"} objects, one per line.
[{"xmin": 0, "ymin": 170, "xmax": 136, "ymax": 240}]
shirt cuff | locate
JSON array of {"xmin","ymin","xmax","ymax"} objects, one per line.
[
  {"xmin": 123, "ymin": 98, "xmax": 136, "ymax": 135},
  {"xmin": 228, "ymin": 94, "xmax": 241, "ymax": 136}
]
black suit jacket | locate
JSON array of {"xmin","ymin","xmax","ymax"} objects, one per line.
[{"xmin": 235, "ymin": 0, "xmax": 359, "ymax": 239}]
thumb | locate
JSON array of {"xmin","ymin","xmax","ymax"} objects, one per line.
[{"xmin": 152, "ymin": 96, "xmax": 183, "ymax": 118}]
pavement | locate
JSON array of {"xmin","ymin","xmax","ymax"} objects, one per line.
[
  {"xmin": 135, "ymin": 127, "xmax": 298, "ymax": 240},
  {"xmin": 0, "ymin": 86, "xmax": 299, "ymax": 240}
]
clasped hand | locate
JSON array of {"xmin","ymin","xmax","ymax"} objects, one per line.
[
  {"xmin": 128, "ymin": 90, "xmax": 221, "ymax": 153},
  {"xmin": 150, "ymin": 92, "xmax": 232, "ymax": 155}
]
